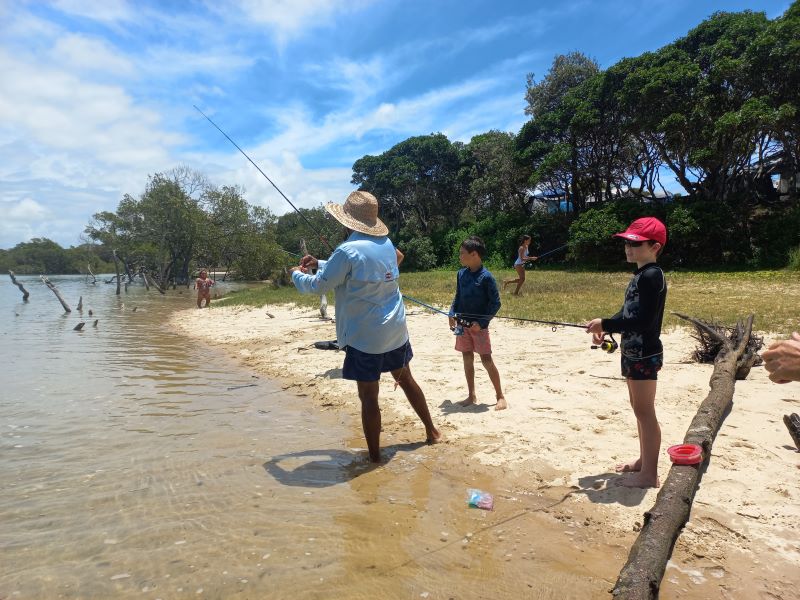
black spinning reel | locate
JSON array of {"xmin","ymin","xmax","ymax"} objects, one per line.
[
  {"xmin": 451, "ymin": 317, "xmax": 474, "ymax": 336},
  {"xmin": 591, "ymin": 333, "xmax": 618, "ymax": 354}
]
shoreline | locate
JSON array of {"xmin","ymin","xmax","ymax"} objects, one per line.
[{"xmin": 171, "ymin": 302, "xmax": 800, "ymax": 597}]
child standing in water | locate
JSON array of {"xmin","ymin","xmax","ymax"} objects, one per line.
[
  {"xmin": 195, "ymin": 269, "xmax": 214, "ymax": 308},
  {"xmin": 586, "ymin": 217, "xmax": 667, "ymax": 488},
  {"xmin": 503, "ymin": 234, "xmax": 538, "ymax": 295},
  {"xmin": 448, "ymin": 236, "xmax": 506, "ymax": 410}
]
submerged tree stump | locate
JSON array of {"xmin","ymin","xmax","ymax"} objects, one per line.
[
  {"xmin": 41, "ymin": 276, "xmax": 72, "ymax": 313},
  {"xmin": 9, "ymin": 271, "xmax": 30, "ymax": 301},
  {"xmin": 612, "ymin": 314, "xmax": 755, "ymax": 599}
]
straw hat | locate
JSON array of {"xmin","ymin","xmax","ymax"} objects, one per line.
[{"xmin": 325, "ymin": 190, "xmax": 388, "ymax": 237}]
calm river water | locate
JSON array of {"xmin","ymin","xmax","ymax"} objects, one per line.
[{"xmin": 2, "ymin": 274, "xmax": 629, "ymax": 599}]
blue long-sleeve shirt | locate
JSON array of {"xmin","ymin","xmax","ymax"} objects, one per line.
[
  {"xmin": 449, "ymin": 265, "xmax": 501, "ymax": 329},
  {"xmin": 291, "ymin": 232, "xmax": 408, "ymax": 354}
]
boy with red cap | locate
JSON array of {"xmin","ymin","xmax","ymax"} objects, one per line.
[{"xmin": 586, "ymin": 217, "xmax": 668, "ymax": 488}]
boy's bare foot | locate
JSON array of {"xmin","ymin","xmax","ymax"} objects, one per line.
[
  {"xmin": 495, "ymin": 397, "xmax": 508, "ymax": 411},
  {"xmin": 615, "ymin": 473, "xmax": 659, "ymax": 488},
  {"xmin": 458, "ymin": 396, "xmax": 477, "ymax": 407},
  {"xmin": 615, "ymin": 459, "xmax": 642, "ymax": 473}
]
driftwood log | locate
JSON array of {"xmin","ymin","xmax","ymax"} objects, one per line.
[
  {"xmin": 612, "ymin": 313, "xmax": 755, "ymax": 599},
  {"xmin": 41, "ymin": 276, "xmax": 72, "ymax": 313},
  {"xmin": 9, "ymin": 271, "xmax": 30, "ymax": 301}
]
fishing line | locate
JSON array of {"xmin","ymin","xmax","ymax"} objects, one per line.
[
  {"xmin": 400, "ymin": 295, "xmax": 585, "ymax": 330},
  {"xmin": 194, "ymin": 105, "xmax": 334, "ymax": 252},
  {"xmin": 535, "ymin": 244, "xmax": 568, "ymax": 260}
]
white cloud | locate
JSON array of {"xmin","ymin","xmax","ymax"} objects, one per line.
[
  {"xmin": 51, "ymin": 33, "xmax": 135, "ymax": 76},
  {"xmin": 51, "ymin": 0, "xmax": 136, "ymax": 24},
  {"xmin": 7, "ymin": 197, "xmax": 50, "ymax": 221},
  {"xmin": 232, "ymin": 0, "xmax": 376, "ymax": 41}
]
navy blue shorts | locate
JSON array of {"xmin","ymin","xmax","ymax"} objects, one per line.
[
  {"xmin": 621, "ymin": 354, "xmax": 663, "ymax": 380},
  {"xmin": 342, "ymin": 341, "xmax": 413, "ymax": 382}
]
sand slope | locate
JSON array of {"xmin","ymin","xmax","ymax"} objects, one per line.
[{"xmin": 172, "ymin": 302, "xmax": 800, "ymax": 595}]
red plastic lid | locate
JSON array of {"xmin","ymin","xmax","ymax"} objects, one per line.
[{"xmin": 667, "ymin": 444, "xmax": 703, "ymax": 465}]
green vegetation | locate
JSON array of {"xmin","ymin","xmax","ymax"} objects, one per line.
[
  {"xmin": 0, "ymin": 238, "xmax": 114, "ymax": 275},
  {"xmin": 218, "ymin": 268, "xmax": 800, "ymax": 333}
]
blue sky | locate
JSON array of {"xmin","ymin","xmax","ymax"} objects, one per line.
[{"xmin": 0, "ymin": 0, "xmax": 791, "ymax": 248}]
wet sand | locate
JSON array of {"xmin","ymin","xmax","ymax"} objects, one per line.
[{"xmin": 172, "ymin": 302, "xmax": 800, "ymax": 598}]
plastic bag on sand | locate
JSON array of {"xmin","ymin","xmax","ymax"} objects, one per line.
[{"xmin": 467, "ymin": 488, "xmax": 494, "ymax": 510}]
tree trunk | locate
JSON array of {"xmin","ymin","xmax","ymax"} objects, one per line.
[
  {"xmin": 612, "ymin": 314, "xmax": 754, "ymax": 599},
  {"xmin": 41, "ymin": 276, "xmax": 72, "ymax": 313},
  {"xmin": 8, "ymin": 271, "xmax": 30, "ymax": 301},
  {"xmin": 112, "ymin": 250, "xmax": 122, "ymax": 295}
]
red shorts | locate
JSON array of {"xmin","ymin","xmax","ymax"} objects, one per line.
[{"xmin": 455, "ymin": 327, "xmax": 492, "ymax": 355}]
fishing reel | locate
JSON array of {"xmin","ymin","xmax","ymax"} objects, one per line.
[
  {"xmin": 591, "ymin": 333, "xmax": 618, "ymax": 354},
  {"xmin": 451, "ymin": 317, "xmax": 474, "ymax": 336}
]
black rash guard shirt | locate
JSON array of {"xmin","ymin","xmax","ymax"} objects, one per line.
[{"xmin": 601, "ymin": 263, "xmax": 667, "ymax": 360}]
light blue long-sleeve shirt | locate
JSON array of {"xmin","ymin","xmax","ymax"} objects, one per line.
[{"xmin": 291, "ymin": 232, "xmax": 408, "ymax": 354}]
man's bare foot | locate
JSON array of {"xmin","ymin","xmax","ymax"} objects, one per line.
[
  {"xmin": 426, "ymin": 428, "xmax": 443, "ymax": 444},
  {"xmin": 495, "ymin": 397, "xmax": 508, "ymax": 411},
  {"xmin": 615, "ymin": 473, "xmax": 659, "ymax": 488},
  {"xmin": 615, "ymin": 459, "xmax": 642, "ymax": 473},
  {"xmin": 458, "ymin": 396, "xmax": 477, "ymax": 407}
]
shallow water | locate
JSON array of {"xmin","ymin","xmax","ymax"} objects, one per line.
[{"xmin": 1, "ymin": 275, "xmax": 630, "ymax": 598}]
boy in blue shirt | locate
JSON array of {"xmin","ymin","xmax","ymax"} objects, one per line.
[{"xmin": 448, "ymin": 236, "xmax": 506, "ymax": 410}]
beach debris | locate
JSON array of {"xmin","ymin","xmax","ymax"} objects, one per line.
[
  {"xmin": 8, "ymin": 271, "xmax": 30, "ymax": 301},
  {"xmin": 73, "ymin": 322, "xmax": 85, "ymax": 331},
  {"xmin": 93, "ymin": 319, "xmax": 99, "ymax": 327},
  {"xmin": 266, "ymin": 312, "xmax": 275, "ymax": 318},
  {"xmin": 77, "ymin": 296, "xmax": 83, "ymax": 311},
  {"xmin": 613, "ymin": 314, "xmax": 755, "ymax": 599},
  {"xmin": 132, "ymin": 306, "xmax": 138, "ymax": 312},
  {"xmin": 784, "ymin": 413, "xmax": 800, "ymax": 451},
  {"xmin": 467, "ymin": 488, "xmax": 494, "ymax": 511}
]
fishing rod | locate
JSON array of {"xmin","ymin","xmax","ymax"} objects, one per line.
[
  {"xmin": 401, "ymin": 294, "xmax": 618, "ymax": 353},
  {"xmin": 535, "ymin": 244, "xmax": 568, "ymax": 260},
  {"xmin": 194, "ymin": 105, "xmax": 334, "ymax": 252}
]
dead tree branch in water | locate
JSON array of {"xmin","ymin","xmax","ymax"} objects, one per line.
[
  {"xmin": 41, "ymin": 275, "xmax": 72, "ymax": 313},
  {"xmin": 86, "ymin": 263, "xmax": 97, "ymax": 284},
  {"xmin": 612, "ymin": 314, "xmax": 754, "ymax": 599},
  {"xmin": 9, "ymin": 271, "xmax": 30, "ymax": 301}
]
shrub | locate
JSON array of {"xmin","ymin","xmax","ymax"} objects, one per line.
[{"xmin": 401, "ymin": 236, "xmax": 438, "ymax": 271}]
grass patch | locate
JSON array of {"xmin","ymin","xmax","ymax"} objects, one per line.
[{"xmin": 220, "ymin": 268, "xmax": 800, "ymax": 332}]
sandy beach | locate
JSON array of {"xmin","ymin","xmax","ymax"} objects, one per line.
[{"xmin": 172, "ymin": 301, "xmax": 800, "ymax": 597}]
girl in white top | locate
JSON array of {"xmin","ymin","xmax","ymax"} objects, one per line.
[{"xmin": 502, "ymin": 234, "xmax": 538, "ymax": 295}]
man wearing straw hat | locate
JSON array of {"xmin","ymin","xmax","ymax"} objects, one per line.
[{"xmin": 289, "ymin": 190, "xmax": 442, "ymax": 462}]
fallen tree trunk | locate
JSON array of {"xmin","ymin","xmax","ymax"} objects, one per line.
[
  {"xmin": 9, "ymin": 271, "xmax": 30, "ymax": 301},
  {"xmin": 612, "ymin": 313, "xmax": 754, "ymax": 599},
  {"xmin": 41, "ymin": 275, "xmax": 72, "ymax": 313}
]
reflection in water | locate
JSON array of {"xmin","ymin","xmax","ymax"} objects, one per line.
[{"xmin": 1, "ymin": 276, "xmax": 619, "ymax": 599}]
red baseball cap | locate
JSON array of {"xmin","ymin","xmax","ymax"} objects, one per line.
[{"xmin": 613, "ymin": 217, "xmax": 667, "ymax": 246}]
